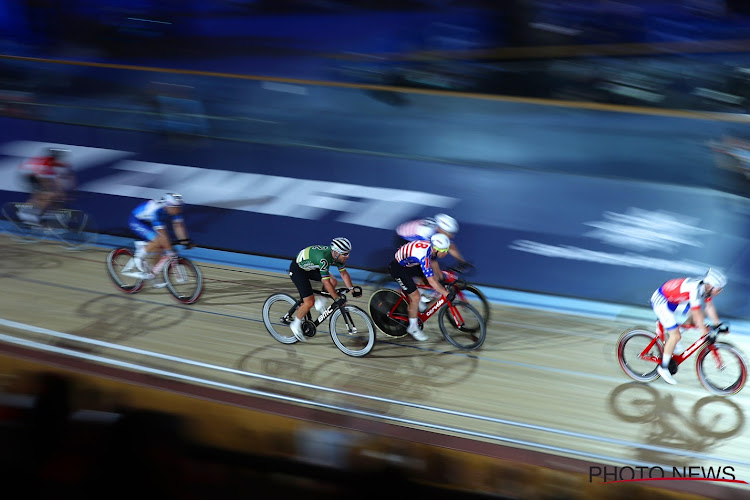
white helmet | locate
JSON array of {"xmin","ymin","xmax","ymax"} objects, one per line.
[
  {"xmin": 434, "ymin": 213, "xmax": 458, "ymax": 235},
  {"xmin": 161, "ymin": 192, "xmax": 184, "ymax": 207},
  {"xmin": 330, "ymin": 237, "xmax": 352, "ymax": 255},
  {"xmin": 430, "ymin": 233, "xmax": 451, "ymax": 252},
  {"xmin": 703, "ymin": 268, "xmax": 727, "ymax": 289}
]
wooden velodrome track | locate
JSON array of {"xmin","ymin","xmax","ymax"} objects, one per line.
[{"xmin": 0, "ymin": 233, "xmax": 748, "ymax": 497}]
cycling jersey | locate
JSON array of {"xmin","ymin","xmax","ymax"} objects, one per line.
[
  {"xmin": 19, "ymin": 156, "xmax": 60, "ymax": 179},
  {"xmin": 296, "ymin": 245, "xmax": 345, "ymax": 280},
  {"xmin": 657, "ymin": 278, "xmax": 710, "ymax": 311},
  {"xmin": 395, "ymin": 240, "xmax": 434, "ymax": 278},
  {"xmin": 131, "ymin": 200, "xmax": 183, "ymax": 230},
  {"xmin": 396, "ymin": 217, "xmax": 438, "ymax": 241}
]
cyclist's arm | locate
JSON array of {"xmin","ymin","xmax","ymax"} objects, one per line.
[
  {"xmin": 704, "ymin": 300, "xmax": 721, "ymax": 326},
  {"xmin": 339, "ymin": 268, "xmax": 354, "ymax": 291},
  {"xmin": 448, "ymin": 242, "xmax": 465, "ymax": 263},
  {"xmin": 155, "ymin": 227, "xmax": 174, "ymax": 252},
  {"xmin": 690, "ymin": 306, "xmax": 709, "ymax": 335},
  {"xmin": 172, "ymin": 219, "xmax": 189, "ymax": 242},
  {"xmin": 426, "ymin": 274, "xmax": 450, "ymax": 297}
]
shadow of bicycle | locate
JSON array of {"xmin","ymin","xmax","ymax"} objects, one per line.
[{"xmin": 608, "ymin": 382, "xmax": 745, "ymax": 463}]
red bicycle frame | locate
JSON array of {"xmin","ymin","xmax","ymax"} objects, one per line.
[
  {"xmin": 385, "ymin": 288, "xmax": 468, "ymax": 328},
  {"xmin": 648, "ymin": 323, "xmax": 726, "ymax": 369}
]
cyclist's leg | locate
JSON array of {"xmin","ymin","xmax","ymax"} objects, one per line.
[
  {"xmin": 288, "ymin": 261, "xmax": 315, "ymax": 339},
  {"xmin": 128, "ymin": 216, "xmax": 157, "ymax": 274},
  {"xmin": 388, "ymin": 260, "xmax": 425, "ymax": 340},
  {"xmin": 651, "ymin": 290, "xmax": 680, "ymax": 383}
]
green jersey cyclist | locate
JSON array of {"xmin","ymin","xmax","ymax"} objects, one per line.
[{"xmin": 288, "ymin": 237, "xmax": 359, "ymax": 342}]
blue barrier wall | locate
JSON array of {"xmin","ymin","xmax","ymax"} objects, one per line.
[{"xmin": 1, "ymin": 116, "xmax": 748, "ymax": 319}]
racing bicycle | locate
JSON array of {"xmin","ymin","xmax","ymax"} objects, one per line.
[
  {"xmin": 106, "ymin": 240, "xmax": 203, "ymax": 304},
  {"xmin": 262, "ymin": 286, "xmax": 375, "ymax": 357},
  {"xmin": 617, "ymin": 323, "xmax": 747, "ymax": 396},
  {"xmin": 368, "ymin": 284, "xmax": 486, "ymax": 350},
  {"xmin": 2, "ymin": 201, "xmax": 97, "ymax": 250},
  {"xmin": 368, "ymin": 265, "xmax": 489, "ymax": 327}
]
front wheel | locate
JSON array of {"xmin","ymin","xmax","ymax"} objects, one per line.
[
  {"xmin": 52, "ymin": 209, "xmax": 97, "ymax": 250},
  {"xmin": 368, "ymin": 288, "xmax": 408, "ymax": 338},
  {"xmin": 164, "ymin": 257, "xmax": 203, "ymax": 304},
  {"xmin": 696, "ymin": 342, "xmax": 748, "ymax": 396},
  {"xmin": 330, "ymin": 305, "xmax": 376, "ymax": 357},
  {"xmin": 438, "ymin": 300, "xmax": 486, "ymax": 350},
  {"xmin": 262, "ymin": 293, "xmax": 300, "ymax": 344},
  {"xmin": 455, "ymin": 284, "xmax": 490, "ymax": 330},
  {"xmin": 616, "ymin": 329, "xmax": 662, "ymax": 382},
  {"xmin": 106, "ymin": 247, "xmax": 144, "ymax": 293}
]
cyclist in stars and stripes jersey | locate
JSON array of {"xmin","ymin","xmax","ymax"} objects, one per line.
[{"xmin": 388, "ymin": 233, "xmax": 454, "ymax": 341}]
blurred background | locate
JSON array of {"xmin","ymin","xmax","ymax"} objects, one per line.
[{"xmin": 2, "ymin": 1, "xmax": 750, "ymax": 499}]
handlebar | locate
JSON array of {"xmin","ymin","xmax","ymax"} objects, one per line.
[{"xmin": 319, "ymin": 286, "xmax": 363, "ymax": 299}]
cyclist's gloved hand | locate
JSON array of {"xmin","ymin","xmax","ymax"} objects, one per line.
[
  {"xmin": 334, "ymin": 297, "xmax": 347, "ymax": 309},
  {"xmin": 180, "ymin": 238, "xmax": 195, "ymax": 249},
  {"xmin": 714, "ymin": 322, "xmax": 729, "ymax": 334},
  {"xmin": 445, "ymin": 290, "xmax": 456, "ymax": 303},
  {"xmin": 350, "ymin": 287, "xmax": 362, "ymax": 298}
]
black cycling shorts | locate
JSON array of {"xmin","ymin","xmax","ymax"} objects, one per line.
[
  {"xmin": 388, "ymin": 259, "xmax": 423, "ymax": 295},
  {"xmin": 289, "ymin": 260, "xmax": 323, "ymax": 299}
]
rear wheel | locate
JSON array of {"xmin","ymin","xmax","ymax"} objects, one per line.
[
  {"xmin": 106, "ymin": 247, "xmax": 144, "ymax": 293},
  {"xmin": 696, "ymin": 342, "xmax": 747, "ymax": 396},
  {"xmin": 368, "ymin": 289, "xmax": 408, "ymax": 338},
  {"xmin": 164, "ymin": 257, "xmax": 203, "ymax": 304},
  {"xmin": 438, "ymin": 301, "xmax": 486, "ymax": 350},
  {"xmin": 617, "ymin": 329, "xmax": 662, "ymax": 382},
  {"xmin": 2, "ymin": 202, "xmax": 37, "ymax": 243},
  {"xmin": 262, "ymin": 293, "xmax": 300, "ymax": 344},
  {"xmin": 330, "ymin": 305, "xmax": 376, "ymax": 357}
]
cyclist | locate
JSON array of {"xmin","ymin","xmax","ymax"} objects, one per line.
[
  {"xmin": 395, "ymin": 213, "xmax": 469, "ymax": 308},
  {"xmin": 128, "ymin": 193, "xmax": 194, "ymax": 284},
  {"xmin": 288, "ymin": 237, "xmax": 358, "ymax": 342},
  {"xmin": 389, "ymin": 233, "xmax": 455, "ymax": 341},
  {"xmin": 395, "ymin": 213, "xmax": 468, "ymax": 264},
  {"xmin": 652, "ymin": 268, "xmax": 728, "ymax": 385},
  {"xmin": 17, "ymin": 147, "xmax": 75, "ymax": 224}
]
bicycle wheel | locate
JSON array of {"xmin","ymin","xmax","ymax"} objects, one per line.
[
  {"xmin": 164, "ymin": 257, "xmax": 203, "ymax": 304},
  {"xmin": 2, "ymin": 202, "xmax": 37, "ymax": 242},
  {"xmin": 329, "ymin": 305, "xmax": 376, "ymax": 357},
  {"xmin": 262, "ymin": 293, "xmax": 300, "ymax": 344},
  {"xmin": 368, "ymin": 289, "xmax": 408, "ymax": 338},
  {"xmin": 453, "ymin": 284, "xmax": 490, "ymax": 332},
  {"xmin": 52, "ymin": 209, "xmax": 97, "ymax": 250},
  {"xmin": 438, "ymin": 300, "xmax": 486, "ymax": 350},
  {"xmin": 106, "ymin": 248, "xmax": 145, "ymax": 293},
  {"xmin": 696, "ymin": 342, "xmax": 748, "ymax": 396},
  {"xmin": 616, "ymin": 329, "xmax": 662, "ymax": 382}
]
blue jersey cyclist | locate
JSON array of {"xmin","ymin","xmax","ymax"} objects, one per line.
[
  {"xmin": 388, "ymin": 233, "xmax": 454, "ymax": 341},
  {"xmin": 288, "ymin": 237, "xmax": 357, "ymax": 342},
  {"xmin": 129, "ymin": 192, "xmax": 194, "ymax": 283}
]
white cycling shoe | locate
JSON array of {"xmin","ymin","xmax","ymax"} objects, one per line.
[
  {"xmin": 407, "ymin": 325, "xmax": 428, "ymax": 342},
  {"xmin": 657, "ymin": 365, "xmax": 677, "ymax": 385},
  {"xmin": 290, "ymin": 319, "xmax": 306, "ymax": 342}
]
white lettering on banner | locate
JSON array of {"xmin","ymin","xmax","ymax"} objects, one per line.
[
  {"xmin": 510, "ymin": 240, "xmax": 710, "ymax": 274},
  {"xmin": 82, "ymin": 160, "xmax": 457, "ymax": 229},
  {"xmin": 584, "ymin": 208, "xmax": 711, "ymax": 252}
]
